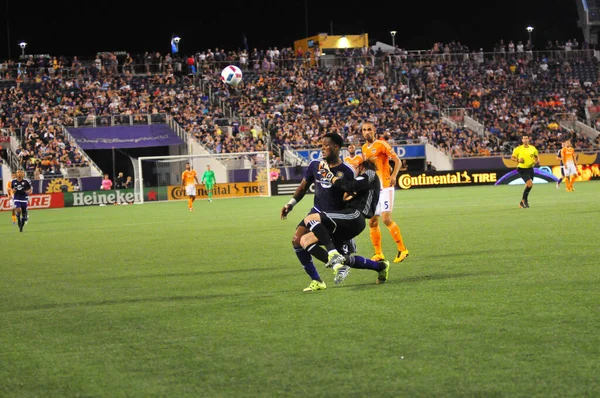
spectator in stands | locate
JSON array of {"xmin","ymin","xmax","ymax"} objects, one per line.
[
  {"xmin": 115, "ymin": 172, "xmax": 125, "ymax": 189},
  {"xmin": 100, "ymin": 174, "xmax": 113, "ymax": 190},
  {"xmin": 1, "ymin": 42, "xmax": 598, "ymax": 172}
]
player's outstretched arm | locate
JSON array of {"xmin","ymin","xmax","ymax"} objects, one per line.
[{"xmin": 281, "ymin": 179, "xmax": 309, "ymax": 220}]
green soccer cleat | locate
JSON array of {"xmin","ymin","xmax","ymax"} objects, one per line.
[
  {"xmin": 303, "ymin": 280, "xmax": 327, "ymax": 292},
  {"xmin": 325, "ymin": 251, "xmax": 345, "ymax": 269},
  {"xmin": 333, "ymin": 264, "xmax": 351, "ymax": 285},
  {"xmin": 376, "ymin": 260, "xmax": 390, "ymax": 284}
]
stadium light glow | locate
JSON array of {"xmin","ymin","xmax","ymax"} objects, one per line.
[
  {"xmin": 18, "ymin": 41, "xmax": 27, "ymax": 56},
  {"xmin": 338, "ymin": 35, "xmax": 349, "ymax": 48},
  {"xmin": 390, "ymin": 31, "xmax": 397, "ymax": 48},
  {"xmin": 526, "ymin": 26, "xmax": 534, "ymax": 45}
]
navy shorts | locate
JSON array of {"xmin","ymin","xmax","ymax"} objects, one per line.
[
  {"xmin": 320, "ymin": 208, "xmax": 366, "ymax": 242},
  {"xmin": 13, "ymin": 200, "xmax": 28, "ymax": 211}
]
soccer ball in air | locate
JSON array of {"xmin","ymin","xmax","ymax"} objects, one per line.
[{"xmin": 220, "ymin": 65, "xmax": 243, "ymax": 87}]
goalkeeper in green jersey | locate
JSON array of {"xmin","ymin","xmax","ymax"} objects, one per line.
[{"xmin": 201, "ymin": 165, "xmax": 216, "ymax": 202}]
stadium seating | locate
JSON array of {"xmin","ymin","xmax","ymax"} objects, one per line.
[{"xmin": 1, "ymin": 43, "xmax": 599, "ymax": 178}]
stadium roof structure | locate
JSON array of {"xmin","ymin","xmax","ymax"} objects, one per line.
[{"xmin": 577, "ymin": 0, "xmax": 600, "ymax": 44}]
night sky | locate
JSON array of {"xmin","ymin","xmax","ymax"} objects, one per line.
[{"xmin": 1, "ymin": 0, "xmax": 582, "ymax": 59}]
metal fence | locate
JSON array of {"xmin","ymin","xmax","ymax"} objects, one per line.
[{"xmin": 69, "ymin": 113, "xmax": 168, "ymax": 128}]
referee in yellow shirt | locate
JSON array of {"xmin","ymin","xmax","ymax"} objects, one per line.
[{"xmin": 511, "ymin": 134, "xmax": 539, "ymax": 208}]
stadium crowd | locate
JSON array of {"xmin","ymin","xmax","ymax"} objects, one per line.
[
  {"xmin": 202, "ymin": 48, "xmax": 599, "ymax": 156},
  {"xmin": 1, "ymin": 39, "xmax": 599, "ymax": 179},
  {"xmin": 403, "ymin": 53, "xmax": 600, "ymax": 152}
]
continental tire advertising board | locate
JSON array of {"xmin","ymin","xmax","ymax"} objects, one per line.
[
  {"xmin": 271, "ymin": 172, "xmax": 508, "ymax": 192},
  {"xmin": 397, "ymin": 170, "xmax": 510, "ymax": 189},
  {"xmin": 271, "ymin": 167, "xmax": 594, "ymax": 192},
  {"xmin": 167, "ymin": 182, "xmax": 268, "ymax": 200}
]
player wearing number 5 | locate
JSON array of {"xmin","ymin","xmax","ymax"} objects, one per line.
[
  {"xmin": 511, "ymin": 134, "xmax": 539, "ymax": 208},
  {"xmin": 361, "ymin": 122, "xmax": 409, "ymax": 263},
  {"xmin": 182, "ymin": 162, "xmax": 200, "ymax": 211}
]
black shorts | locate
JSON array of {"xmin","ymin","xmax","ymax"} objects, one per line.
[
  {"xmin": 299, "ymin": 207, "xmax": 357, "ymax": 254},
  {"xmin": 320, "ymin": 208, "xmax": 366, "ymax": 242},
  {"xmin": 518, "ymin": 167, "xmax": 534, "ymax": 182}
]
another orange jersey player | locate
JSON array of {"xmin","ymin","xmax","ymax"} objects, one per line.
[
  {"xmin": 344, "ymin": 144, "xmax": 363, "ymax": 171},
  {"xmin": 361, "ymin": 122, "xmax": 409, "ymax": 263},
  {"xmin": 560, "ymin": 140, "xmax": 579, "ymax": 192},
  {"xmin": 181, "ymin": 162, "xmax": 200, "ymax": 211},
  {"xmin": 7, "ymin": 172, "xmax": 16, "ymax": 224}
]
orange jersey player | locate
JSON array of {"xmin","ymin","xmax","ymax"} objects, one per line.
[
  {"xmin": 560, "ymin": 140, "xmax": 579, "ymax": 192},
  {"xmin": 344, "ymin": 144, "xmax": 363, "ymax": 171},
  {"xmin": 360, "ymin": 122, "xmax": 409, "ymax": 263},
  {"xmin": 6, "ymin": 178, "xmax": 13, "ymax": 197},
  {"xmin": 181, "ymin": 162, "xmax": 200, "ymax": 211},
  {"xmin": 7, "ymin": 172, "xmax": 17, "ymax": 225}
]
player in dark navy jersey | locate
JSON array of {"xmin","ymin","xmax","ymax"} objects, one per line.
[
  {"xmin": 11, "ymin": 169, "xmax": 32, "ymax": 232},
  {"xmin": 300, "ymin": 158, "xmax": 391, "ymax": 286},
  {"xmin": 280, "ymin": 133, "xmax": 356, "ymax": 292}
]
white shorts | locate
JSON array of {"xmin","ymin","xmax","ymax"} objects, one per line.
[
  {"xmin": 375, "ymin": 187, "xmax": 395, "ymax": 216},
  {"xmin": 564, "ymin": 161, "xmax": 577, "ymax": 177},
  {"xmin": 9, "ymin": 198, "xmax": 14, "ymax": 208},
  {"xmin": 185, "ymin": 184, "xmax": 197, "ymax": 197}
]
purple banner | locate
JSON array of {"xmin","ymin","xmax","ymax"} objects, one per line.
[
  {"xmin": 30, "ymin": 177, "xmax": 103, "ymax": 194},
  {"xmin": 68, "ymin": 125, "xmax": 184, "ymax": 149}
]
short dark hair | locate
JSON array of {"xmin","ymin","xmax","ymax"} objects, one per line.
[
  {"xmin": 360, "ymin": 158, "xmax": 377, "ymax": 172},
  {"xmin": 323, "ymin": 133, "xmax": 343, "ymax": 148}
]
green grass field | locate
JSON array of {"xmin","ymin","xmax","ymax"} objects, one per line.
[{"xmin": 1, "ymin": 182, "xmax": 599, "ymax": 397}]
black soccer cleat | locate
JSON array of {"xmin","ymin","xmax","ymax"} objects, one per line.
[{"xmin": 519, "ymin": 200, "xmax": 530, "ymax": 209}]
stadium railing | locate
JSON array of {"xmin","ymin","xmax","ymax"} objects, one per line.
[
  {"xmin": 67, "ymin": 113, "xmax": 169, "ymax": 128},
  {"xmin": 1, "ymin": 49, "xmax": 596, "ymax": 83},
  {"xmin": 391, "ymin": 49, "xmax": 596, "ymax": 63}
]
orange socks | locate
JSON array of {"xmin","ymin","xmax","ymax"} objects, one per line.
[
  {"xmin": 566, "ymin": 176, "xmax": 575, "ymax": 190},
  {"xmin": 188, "ymin": 198, "xmax": 193, "ymax": 208},
  {"xmin": 387, "ymin": 221, "xmax": 407, "ymax": 251},
  {"xmin": 370, "ymin": 226, "xmax": 382, "ymax": 255},
  {"xmin": 12, "ymin": 215, "xmax": 17, "ymax": 223}
]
